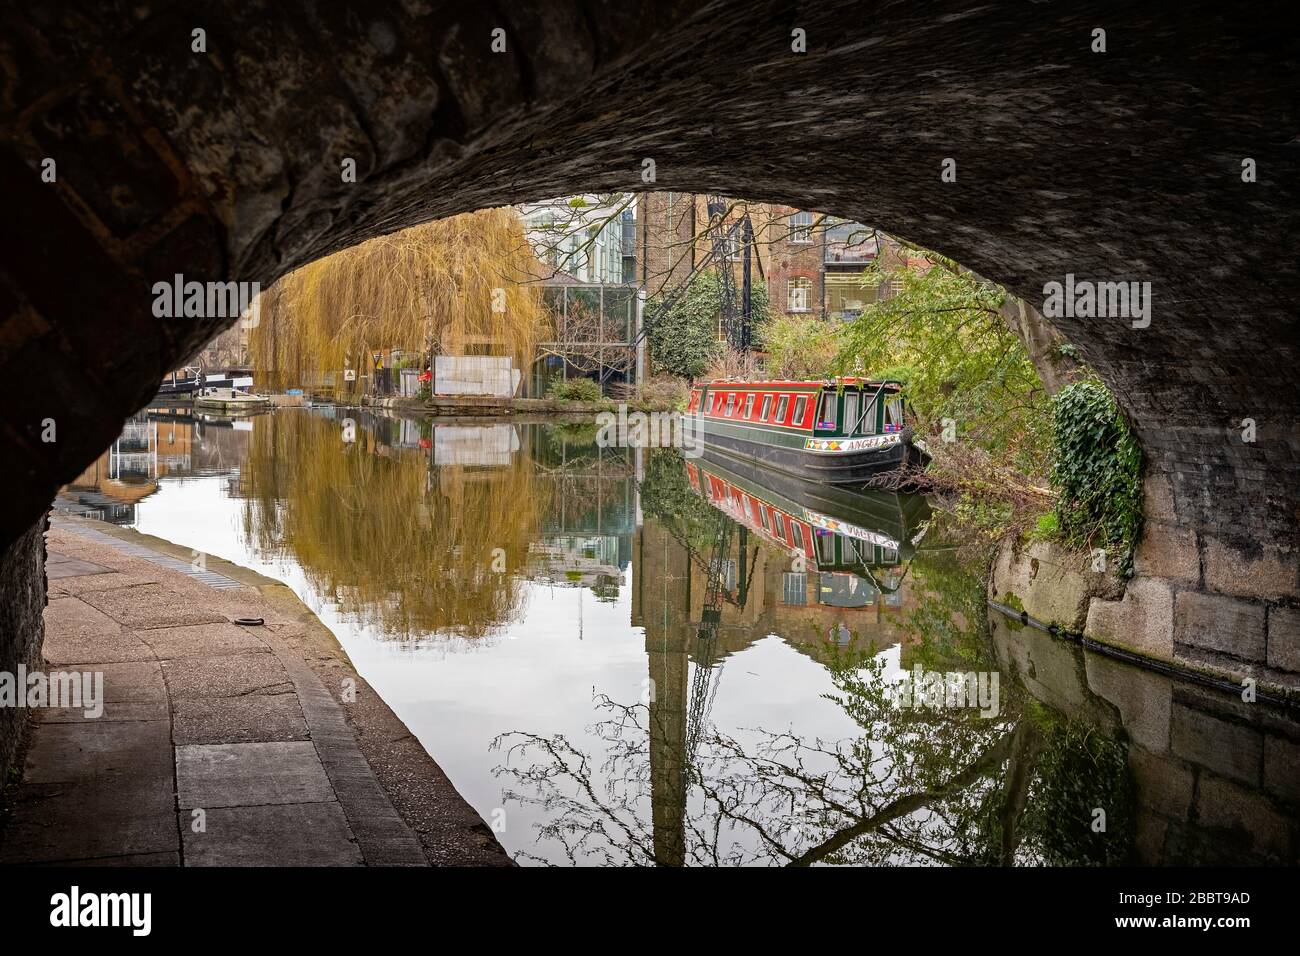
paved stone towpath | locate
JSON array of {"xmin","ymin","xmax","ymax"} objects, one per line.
[{"xmin": 0, "ymin": 515, "xmax": 511, "ymax": 867}]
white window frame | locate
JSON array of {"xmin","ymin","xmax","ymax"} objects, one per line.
[
  {"xmin": 790, "ymin": 210, "xmax": 814, "ymax": 244},
  {"xmin": 788, "ymin": 277, "xmax": 812, "ymax": 313}
]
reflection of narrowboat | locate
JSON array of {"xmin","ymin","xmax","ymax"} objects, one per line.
[
  {"xmin": 686, "ymin": 378, "xmax": 930, "ymax": 484},
  {"xmin": 685, "ymin": 450, "xmax": 931, "ymax": 599}
]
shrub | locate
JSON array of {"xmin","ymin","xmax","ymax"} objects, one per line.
[
  {"xmin": 760, "ymin": 314, "xmax": 844, "ymax": 379},
  {"xmin": 637, "ymin": 375, "xmax": 689, "ymax": 410},
  {"xmin": 1049, "ymin": 381, "xmax": 1143, "ymax": 573},
  {"xmin": 547, "ymin": 376, "xmax": 603, "ymax": 403}
]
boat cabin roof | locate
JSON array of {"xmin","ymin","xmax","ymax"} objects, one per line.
[{"xmin": 695, "ymin": 378, "xmax": 903, "ymax": 391}]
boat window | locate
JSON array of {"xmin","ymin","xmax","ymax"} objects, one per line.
[
  {"xmin": 860, "ymin": 399, "xmax": 878, "ymax": 434},
  {"xmin": 760, "ymin": 395, "xmax": 772, "ymax": 420},
  {"xmin": 776, "ymin": 395, "xmax": 789, "ymax": 422},
  {"xmin": 725, "ymin": 393, "xmax": 736, "ymax": 416},
  {"xmin": 793, "ymin": 396, "xmax": 807, "ymax": 425},
  {"xmin": 772, "ymin": 512, "xmax": 785, "ymax": 537},
  {"xmin": 844, "ymin": 393, "xmax": 859, "ymax": 433},
  {"xmin": 884, "ymin": 394, "xmax": 904, "ymax": 431},
  {"xmin": 758, "ymin": 505, "xmax": 770, "ymax": 531},
  {"xmin": 743, "ymin": 393, "xmax": 755, "ymax": 418},
  {"xmin": 792, "ymin": 523, "xmax": 804, "ymax": 549},
  {"xmin": 818, "ymin": 533, "xmax": 836, "ymax": 563},
  {"xmin": 817, "ymin": 392, "xmax": 838, "ymax": 429}
]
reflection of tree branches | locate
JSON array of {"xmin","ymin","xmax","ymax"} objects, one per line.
[{"xmin": 491, "ymin": 651, "xmax": 1025, "ymax": 866}]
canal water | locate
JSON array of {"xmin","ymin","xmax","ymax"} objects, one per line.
[{"xmin": 57, "ymin": 406, "xmax": 1300, "ymax": 866}]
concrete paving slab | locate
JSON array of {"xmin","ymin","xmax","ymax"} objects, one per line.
[
  {"xmin": 161, "ymin": 653, "xmax": 292, "ymax": 699},
  {"xmin": 38, "ymin": 701, "xmax": 170, "ymax": 723},
  {"xmin": 173, "ymin": 694, "xmax": 309, "ymax": 745},
  {"xmin": 176, "ymin": 741, "xmax": 336, "ymax": 809},
  {"xmin": 42, "ymin": 597, "xmax": 155, "ymax": 664},
  {"xmin": 137, "ymin": 621, "xmax": 271, "ymax": 659},
  {"xmin": 0, "ymin": 779, "xmax": 178, "ymax": 864},
  {"xmin": 45, "ymin": 557, "xmax": 112, "ymax": 579},
  {"xmin": 182, "ymin": 803, "xmax": 363, "ymax": 866},
  {"xmin": 96, "ymin": 660, "xmax": 168, "ymax": 702},
  {"xmin": 78, "ymin": 582, "xmax": 228, "ymax": 629},
  {"xmin": 31, "ymin": 851, "xmax": 182, "ymax": 866},
  {"xmin": 47, "ymin": 570, "xmax": 164, "ymax": 596},
  {"xmin": 22, "ymin": 719, "xmax": 174, "ymax": 784}
]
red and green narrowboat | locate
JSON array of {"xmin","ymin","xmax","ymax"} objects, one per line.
[{"xmin": 686, "ymin": 378, "xmax": 930, "ymax": 484}]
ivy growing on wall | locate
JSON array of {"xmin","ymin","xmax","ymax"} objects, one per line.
[
  {"xmin": 645, "ymin": 273, "xmax": 770, "ymax": 379},
  {"xmin": 1049, "ymin": 381, "xmax": 1144, "ymax": 574}
]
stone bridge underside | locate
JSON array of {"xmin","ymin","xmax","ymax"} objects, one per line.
[{"xmin": 1, "ymin": 0, "xmax": 1298, "ymax": 721}]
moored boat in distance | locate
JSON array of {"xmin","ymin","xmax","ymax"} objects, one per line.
[
  {"xmin": 193, "ymin": 386, "xmax": 271, "ymax": 412},
  {"xmin": 687, "ymin": 378, "xmax": 930, "ymax": 485}
]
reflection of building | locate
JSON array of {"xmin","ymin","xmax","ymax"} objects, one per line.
[
  {"xmin": 55, "ymin": 408, "xmax": 256, "ymax": 522},
  {"xmin": 526, "ymin": 535, "xmax": 624, "ymax": 591}
]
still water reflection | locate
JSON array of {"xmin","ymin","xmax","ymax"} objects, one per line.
[{"xmin": 58, "ymin": 407, "xmax": 1300, "ymax": 866}]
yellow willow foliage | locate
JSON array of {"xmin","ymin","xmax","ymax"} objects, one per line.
[
  {"xmin": 239, "ymin": 412, "xmax": 547, "ymax": 639},
  {"xmin": 250, "ymin": 208, "xmax": 549, "ymax": 387}
]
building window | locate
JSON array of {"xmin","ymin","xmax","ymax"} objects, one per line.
[
  {"xmin": 790, "ymin": 210, "xmax": 814, "ymax": 243},
  {"xmin": 783, "ymin": 573, "xmax": 808, "ymax": 606},
  {"xmin": 724, "ymin": 225, "xmax": 744, "ymax": 260},
  {"xmin": 788, "ymin": 277, "xmax": 812, "ymax": 312}
]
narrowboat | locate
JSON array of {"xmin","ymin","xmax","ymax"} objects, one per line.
[{"xmin": 687, "ymin": 378, "xmax": 929, "ymax": 485}]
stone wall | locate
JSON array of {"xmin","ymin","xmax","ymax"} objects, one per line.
[
  {"xmin": 0, "ymin": 521, "xmax": 45, "ymax": 781},
  {"xmin": 994, "ymin": 471, "xmax": 1300, "ymax": 689}
]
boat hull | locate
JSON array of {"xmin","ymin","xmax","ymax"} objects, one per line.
[
  {"xmin": 700, "ymin": 420, "xmax": 929, "ymax": 486},
  {"xmin": 193, "ymin": 397, "xmax": 270, "ymax": 411}
]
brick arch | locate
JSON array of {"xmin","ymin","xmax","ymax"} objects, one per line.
[{"xmin": 1, "ymin": 1, "xmax": 1297, "ymax": 655}]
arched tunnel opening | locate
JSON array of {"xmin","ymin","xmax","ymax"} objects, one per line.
[{"xmin": 0, "ymin": 0, "xmax": 1297, "ymax": 883}]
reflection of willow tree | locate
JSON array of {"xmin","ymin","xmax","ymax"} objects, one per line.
[
  {"xmin": 494, "ymin": 466, "xmax": 1134, "ymax": 865},
  {"xmin": 240, "ymin": 413, "xmax": 546, "ymax": 638}
]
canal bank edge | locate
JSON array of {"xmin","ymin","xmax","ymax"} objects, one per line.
[
  {"xmin": 361, "ymin": 394, "xmax": 680, "ymax": 416},
  {"xmin": 36, "ymin": 514, "xmax": 513, "ymax": 867},
  {"xmin": 991, "ymin": 491, "xmax": 1300, "ymax": 701}
]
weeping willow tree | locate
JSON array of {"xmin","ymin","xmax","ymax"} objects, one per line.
[
  {"xmin": 240, "ymin": 412, "xmax": 547, "ymax": 639},
  {"xmin": 251, "ymin": 207, "xmax": 549, "ymax": 390}
]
